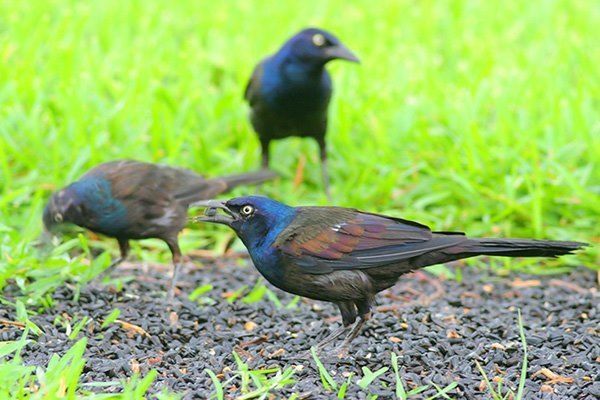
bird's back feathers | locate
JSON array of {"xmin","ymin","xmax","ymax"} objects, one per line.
[
  {"xmin": 273, "ymin": 207, "xmax": 445, "ymax": 274},
  {"xmin": 51, "ymin": 160, "xmax": 276, "ymax": 240},
  {"xmin": 268, "ymin": 206, "xmax": 587, "ymax": 276}
]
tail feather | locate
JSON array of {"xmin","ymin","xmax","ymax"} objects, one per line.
[
  {"xmin": 219, "ymin": 169, "xmax": 278, "ymax": 190},
  {"xmin": 176, "ymin": 169, "xmax": 278, "ymax": 204},
  {"xmin": 463, "ymin": 238, "xmax": 588, "ymax": 258}
]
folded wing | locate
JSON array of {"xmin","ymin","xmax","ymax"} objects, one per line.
[{"xmin": 275, "ymin": 207, "xmax": 467, "ymax": 274}]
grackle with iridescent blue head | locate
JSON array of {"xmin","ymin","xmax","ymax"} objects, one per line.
[
  {"xmin": 43, "ymin": 160, "xmax": 276, "ymax": 299},
  {"xmin": 194, "ymin": 196, "xmax": 587, "ymax": 353},
  {"xmin": 245, "ymin": 28, "xmax": 359, "ymax": 199}
]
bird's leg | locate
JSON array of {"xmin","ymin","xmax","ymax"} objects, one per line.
[
  {"xmin": 168, "ymin": 260, "xmax": 182, "ymax": 303},
  {"xmin": 336, "ymin": 313, "xmax": 369, "ymax": 357},
  {"xmin": 95, "ymin": 239, "xmax": 129, "ymax": 282},
  {"xmin": 260, "ymin": 139, "xmax": 270, "ymax": 169},
  {"xmin": 317, "ymin": 138, "xmax": 331, "ymax": 202},
  {"xmin": 336, "ymin": 300, "xmax": 372, "ymax": 357},
  {"xmin": 165, "ymin": 238, "xmax": 183, "ymax": 303},
  {"xmin": 313, "ymin": 301, "xmax": 356, "ymax": 351},
  {"xmin": 315, "ymin": 325, "xmax": 348, "ymax": 350}
]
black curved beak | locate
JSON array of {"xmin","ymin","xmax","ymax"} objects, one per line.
[
  {"xmin": 325, "ymin": 44, "xmax": 360, "ymax": 63},
  {"xmin": 37, "ymin": 228, "xmax": 55, "ymax": 247},
  {"xmin": 33, "ymin": 228, "xmax": 59, "ymax": 254},
  {"xmin": 39, "ymin": 228, "xmax": 54, "ymax": 243},
  {"xmin": 191, "ymin": 200, "xmax": 237, "ymax": 227}
]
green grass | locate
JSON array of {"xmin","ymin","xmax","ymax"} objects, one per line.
[
  {"xmin": 0, "ymin": 0, "xmax": 598, "ymax": 397},
  {"xmin": 0, "ymin": 332, "xmax": 176, "ymax": 399},
  {"xmin": 475, "ymin": 310, "xmax": 529, "ymax": 400}
]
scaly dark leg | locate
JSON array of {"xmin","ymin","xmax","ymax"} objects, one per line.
[
  {"xmin": 315, "ymin": 302, "xmax": 356, "ymax": 350},
  {"xmin": 165, "ymin": 237, "xmax": 183, "ymax": 302},
  {"xmin": 317, "ymin": 138, "xmax": 331, "ymax": 202},
  {"xmin": 315, "ymin": 326, "xmax": 348, "ymax": 350},
  {"xmin": 336, "ymin": 314, "xmax": 369, "ymax": 357},
  {"xmin": 336, "ymin": 300, "xmax": 372, "ymax": 357},
  {"xmin": 96, "ymin": 238, "xmax": 130, "ymax": 281},
  {"xmin": 260, "ymin": 138, "xmax": 270, "ymax": 169}
]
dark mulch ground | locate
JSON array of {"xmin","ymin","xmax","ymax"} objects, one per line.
[{"xmin": 1, "ymin": 258, "xmax": 598, "ymax": 399}]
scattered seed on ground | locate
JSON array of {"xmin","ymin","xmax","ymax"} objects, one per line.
[{"xmin": 1, "ymin": 262, "xmax": 597, "ymax": 399}]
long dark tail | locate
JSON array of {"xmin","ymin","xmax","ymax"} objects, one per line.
[
  {"xmin": 408, "ymin": 235, "xmax": 588, "ymax": 270},
  {"xmin": 219, "ymin": 169, "xmax": 278, "ymax": 190},
  {"xmin": 461, "ymin": 238, "xmax": 587, "ymax": 258},
  {"xmin": 177, "ymin": 169, "xmax": 278, "ymax": 204}
]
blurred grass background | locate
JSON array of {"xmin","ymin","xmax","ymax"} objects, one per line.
[{"xmin": 0, "ymin": 0, "xmax": 598, "ymax": 298}]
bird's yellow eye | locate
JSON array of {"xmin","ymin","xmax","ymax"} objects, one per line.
[
  {"xmin": 54, "ymin": 213, "xmax": 63, "ymax": 223},
  {"xmin": 312, "ymin": 33, "xmax": 326, "ymax": 47},
  {"xmin": 241, "ymin": 205, "xmax": 254, "ymax": 216}
]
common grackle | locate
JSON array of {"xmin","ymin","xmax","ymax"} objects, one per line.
[
  {"xmin": 43, "ymin": 160, "xmax": 276, "ymax": 300},
  {"xmin": 245, "ymin": 28, "xmax": 359, "ymax": 199},
  {"xmin": 194, "ymin": 196, "xmax": 587, "ymax": 353}
]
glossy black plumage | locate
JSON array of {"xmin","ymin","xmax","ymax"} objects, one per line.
[
  {"xmin": 43, "ymin": 160, "xmax": 276, "ymax": 299},
  {"xmin": 194, "ymin": 196, "xmax": 588, "ymax": 352},
  {"xmin": 245, "ymin": 28, "xmax": 359, "ymax": 199}
]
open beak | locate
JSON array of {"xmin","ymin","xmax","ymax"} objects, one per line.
[
  {"xmin": 190, "ymin": 200, "xmax": 237, "ymax": 226},
  {"xmin": 33, "ymin": 228, "xmax": 58, "ymax": 254},
  {"xmin": 39, "ymin": 228, "xmax": 54, "ymax": 244},
  {"xmin": 325, "ymin": 44, "xmax": 360, "ymax": 63}
]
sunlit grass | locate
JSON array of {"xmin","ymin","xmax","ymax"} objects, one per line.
[{"xmin": 1, "ymin": 0, "xmax": 596, "ymax": 276}]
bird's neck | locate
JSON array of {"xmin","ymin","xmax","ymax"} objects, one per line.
[
  {"xmin": 70, "ymin": 178, "xmax": 128, "ymax": 233},
  {"xmin": 247, "ymin": 245, "xmax": 285, "ymax": 285},
  {"xmin": 244, "ymin": 209, "xmax": 295, "ymax": 252},
  {"xmin": 242, "ymin": 210, "xmax": 297, "ymax": 285},
  {"xmin": 277, "ymin": 54, "xmax": 326, "ymax": 83}
]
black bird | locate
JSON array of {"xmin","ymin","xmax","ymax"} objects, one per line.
[
  {"xmin": 244, "ymin": 28, "xmax": 359, "ymax": 199},
  {"xmin": 194, "ymin": 196, "xmax": 587, "ymax": 353},
  {"xmin": 43, "ymin": 160, "xmax": 276, "ymax": 299}
]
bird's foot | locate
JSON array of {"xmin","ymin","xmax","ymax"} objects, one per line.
[
  {"xmin": 165, "ymin": 293, "xmax": 182, "ymax": 310},
  {"xmin": 86, "ymin": 276, "xmax": 120, "ymax": 292},
  {"xmin": 287, "ymin": 351, "xmax": 313, "ymax": 362},
  {"xmin": 307, "ymin": 345, "xmax": 354, "ymax": 364},
  {"xmin": 278, "ymin": 348, "xmax": 314, "ymax": 362},
  {"xmin": 283, "ymin": 345, "xmax": 333, "ymax": 362},
  {"xmin": 334, "ymin": 345, "xmax": 350, "ymax": 359}
]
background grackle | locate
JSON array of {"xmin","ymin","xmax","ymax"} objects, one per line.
[
  {"xmin": 194, "ymin": 196, "xmax": 587, "ymax": 354},
  {"xmin": 43, "ymin": 160, "xmax": 277, "ymax": 299},
  {"xmin": 244, "ymin": 28, "xmax": 359, "ymax": 199}
]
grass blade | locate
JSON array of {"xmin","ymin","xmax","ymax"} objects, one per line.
[
  {"xmin": 516, "ymin": 309, "xmax": 528, "ymax": 400},
  {"xmin": 357, "ymin": 366, "xmax": 389, "ymax": 390},
  {"xmin": 205, "ymin": 368, "xmax": 224, "ymax": 400},
  {"xmin": 391, "ymin": 352, "xmax": 407, "ymax": 399},
  {"xmin": 310, "ymin": 347, "xmax": 337, "ymax": 391},
  {"xmin": 100, "ymin": 308, "xmax": 121, "ymax": 329}
]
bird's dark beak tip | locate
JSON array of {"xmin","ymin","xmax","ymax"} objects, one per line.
[
  {"xmin": 328, "ymin": 44, "xmax": 359, "ymax": 64},
  {"xmin": 343, "ymin": 51, "xmax": 360, "ymax": 64},
  {"xmin": 190, "ymin": 200, "xmax": 236, "ymax": 227},
  {"xmin": 341, "ymin": 55, "xmax": 360, "ymax": 63},
  {"xmin": 338, "ymin": 53, "xmax": 360, "ymax": 63}
]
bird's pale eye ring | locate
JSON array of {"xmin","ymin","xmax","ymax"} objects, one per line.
[
  {"xmin": 240, "ymin": 205, "xmax": 254, "ymax": 216},
  {"xmin": 312, "ymin": 33, "xmax": 326, "ymax": 47},
  {"xmin": 54, "ymin": 213, "xmax": 63, "ymax": 223}
]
